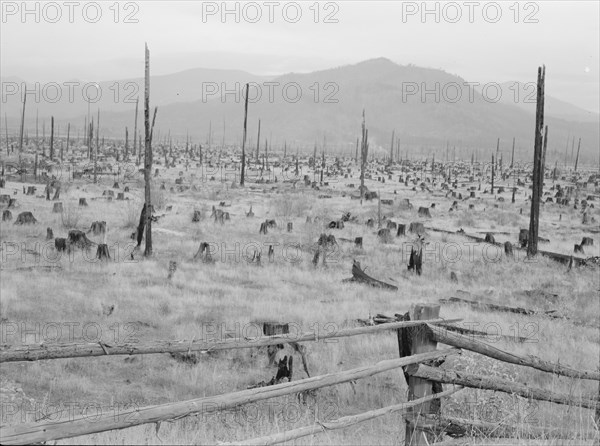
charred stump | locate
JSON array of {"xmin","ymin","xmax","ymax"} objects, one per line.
[
  {"xmin": 2, "ymin": 210, "xmax": 12, "ymax": 221},
  {"xmin": 46, "ymin": 227, "xmax": 54, "ymax": 240},
  {"xmin": 90, "ymin": 221, "xmax": 106, "ymax": 236},
  {"xmin": 193, "ymin": 242, "xmax": 215, "ymax": 263},
  {"xmin": 504, "ymin": 241, "xmax": 514, "ymax": 258},
  {"xmin": 52, "ymin": 202, "xmax": 63, "ymax": 213},
  {"xmin": 54, "ymin": 237, "xmax": 67, "ymax": 252},
  {"xmin": 96, "ymin": 244, "xmax": 111, "ymax": 261},
  {"xmin": 79, "ymin": 198, "xmax": 88, "ymax": 207},
  {"xmin": 14, "ymin": 211, "xmax": 37, "ymax": 225},
  {"xmin": 397, "ymin": 224, "xmax": 406, "ymax": 237}
]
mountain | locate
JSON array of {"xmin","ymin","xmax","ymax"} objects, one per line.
[
  {"xmin": 4, "ymin": 58, "xmax": 598, "ymax": 163},
  {"xmin": 1, "ymin": 68, "xmax": 271, "ymax": 119},
  {"xmin": 496, "ymin": 82, "xmax": 599, "ymax": 123}
]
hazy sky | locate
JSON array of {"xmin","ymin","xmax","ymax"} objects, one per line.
[{"xmin": 2, "ymin": 1, "xmax": 599, "ymax": 112}]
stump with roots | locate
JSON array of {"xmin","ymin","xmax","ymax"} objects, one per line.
[
  {"xmin": 67, "ymin": 230, "xmax": 94, "ymax": 251},
  {"xmin": 14, "ymin": 211, "xmax": 37, "ymax": 225},
  {"xmin": 378, "ymin": 228, "xmax": 392, "ymax": 243},
  {"xmin": 397, "ymin": 224, "xmax": 406, "ymax": 237},
  {"xmin": 167, "ymin": 261, "xmax": 177, "ymax": 279},
  {"xmin": 79, "ymin": 198, "xmax": 88, "ymax": 206},
  {"xmin": 192, "ymin": 210, "xmax": 202, "ymax": 222},
  {"xmin": 194, "ymin": 242, "xmax": 215, "ymax": 263},
  {"xmin": 484, "ymin": 233, "xmax": 496, "ymax": 244},
  {"xmin": 55, "ymin": 238, "xmax": 67, "ymax": 252},
  {"xmin": 504, "ymin": 241, "xmax": 514, "ymax": 257},
  {"xmin": 417, "ymin": 206, "xmax": 432, "ymax": 218},
  {"xmin": 52, "ymin": 202, "xmax": 63, "ymax": 213},
  {"xmin": 2, "ymin": 210, "xmax": 11, "ymax": 221},
  {"xmin": 409, "ymin": 222, "xmax": 425, "ymax": 235},
  {"xmin": 96, "ymin": 244, "xmax": 111, "ymax": 261},
  {"xmin": 46, "ymin": 227, "xmax": 54, "ymax": 240},
  {"xmin": 89, "ymin": 221, "xmax": 106, "ymax": 236}
]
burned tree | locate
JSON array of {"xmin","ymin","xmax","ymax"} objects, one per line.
[
  {"xmin": 240, "ymin": 83, "xmax": 249, "ymax": 186},
  {"xmin": 528, "ymin": 65, "xmax": 545, "ymax": 257}
]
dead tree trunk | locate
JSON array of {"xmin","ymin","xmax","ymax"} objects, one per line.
[
  {"xmin": 143, "ymin": 43, "xmax": 155, "ymax": 257},
  {"xmin": 240, "ymin": 83, "xmax": 249, "ymax": 186},
  {"xmin": 528, "ymin": 65, "xmax": 545, "ymax": 258},
  {"xmin": 574, "ymin": 137, "xmax": 581, "ymax": 172}
]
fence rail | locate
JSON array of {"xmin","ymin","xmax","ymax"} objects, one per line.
[
  {"xmin": 0, "ymin": 318, "xmax": 460, "ymax": 363},
  {"xmin": 0, "ymin": 349, "xmax": 459, "ymax": 445}
]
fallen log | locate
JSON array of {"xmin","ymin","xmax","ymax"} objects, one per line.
[
  {"xmin": 439, "ymin": 296, "xmax": 565, "ymax": 320},
  {"xmin": 342, "ymin": 260, "xmax": 398, "ymax": 291}
]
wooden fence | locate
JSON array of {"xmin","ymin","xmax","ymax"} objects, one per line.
[{"xmin": 0, "ymin": 307, "xmax": 598, "ymax": 445}]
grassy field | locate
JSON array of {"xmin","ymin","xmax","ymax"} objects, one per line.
[{"xmin": 1, "ymin": 160, "xmax": 599, "ymax": 445}]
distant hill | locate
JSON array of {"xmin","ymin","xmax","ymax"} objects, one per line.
[{"xmin": 3, "ymin": 58, "xmax": 598, "ymax": 163}]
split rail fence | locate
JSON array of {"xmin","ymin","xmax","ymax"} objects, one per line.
[{"xmin": 0, "ymin": 305, "xmax": 598, "ymax": 445}]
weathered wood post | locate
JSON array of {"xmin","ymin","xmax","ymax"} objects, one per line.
[
  {"xmin": 399, "ymin": 304, "xmax": 441, "ymax": 446},
  {"xmin": 528, "ymin": 65, "xmax": 545, "ymax": 258},
  {"xmin": 240, "ymin": 83, "xmax": 249, "ymax": 186}
]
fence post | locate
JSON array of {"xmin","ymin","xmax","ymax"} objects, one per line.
[{"xmin": 399, "ymin": 304, "xmax": 441, "ymax": 446}]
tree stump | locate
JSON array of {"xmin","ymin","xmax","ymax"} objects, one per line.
[
  {"xmin": 55, "ymin": 237, "xmax": 67, "ymax": 252},
  {"xmin": 484, "ymin": 233, "xmax": 496, "ymax": 244},
  {"xmin": 7, "ymin": 198, "xmax": 16, "ymax": 208},
  {"xmin": 2, "ymin": 210, "xmax": 12, "ymax": 221},
  {"xmin": 409, "ymin": 222, "xmax": 425, "ymax": 235},
  {"xmin": 268, "ymin": 245, "xmax": 275, "ymax": 262},
  {"xmin": 79, "ymin": 198, "xmax": 88, "ymax": 206},
  {"xmin": 418, "ymin": 207, "xmax": 432, "ymax": 218},
  {"xmin": 192, "ymin": 210, "xmax": 202, "ymax": 222},
  {"xmin": 193, "ymin": 242, "xmax": 215, "ymax": 263},
  {"xmin": 287, "ymin": 222, "xmax": 293, "ymax": 232},
  {"xmin": 52, "ymin": 202, "xmax": 63, "ymax": 213},
  {"xmin": 246, "ymin": 206, "xmax": 255, "ymax": 218},
  {"xmin": 397, "ymin": 224, "xmax": 406, "ymax": 237},
  {"xmin": 113, "ymin": 182, "xmax": 120, "ymax": 189},
  {"xmin": 450, "ymin": 272, "xmax": 458, "ymax": 283},
  {"xmin": 581, "ymin": 237, "xmax": 594, "ymax": 247},
  {"xmin": 263, "ymin": 322, "xmax": 289, "ymax": 366},
  {"xmin": 259, "ymin": 221, "xmax": 268, "ymax": 234},
  {"xmin": 504, "ymin": 241, "xmax": 514, "ymax": 257},
  {"xmin": 96, "ymin": 244, "xmax": 111, "ymax": 261},
  {"xmin": 167, "ymin": 261, "xmax": 177, "ymax": 279},
  {"xmin": 124, "ymin": 186, "xmax": 130, "ymax": 192},
  {"xmin": 117, "ymin": 192, "xmax": 125, "ymax": 200},
  {"xmin": 46, "ymin": 227, "xmax": 54, "ymax": 240},
  {"xmin": 519, "ymin": 229, "xmax": 528, "ymax": 248},
  {"xmin": 90, "ymin": 221, "xmax": 107, "ymax": 235},
  {"xmin": 378, "ymin": 228, "xmax": 392, "ymax": 243},
  {"xmin": 574, "ymin": 244, "xmax": 584, "ymax": 254},
  {"xmin": 0, "ymin": 194, "xmax": 10, "ymax": 203},
  {"xmin": 354, "ymin": 237, "xmax": 363, "ymax": 249},
  {"xmin": 14, "ymin": 212, "xmax": 37, "ymax": 225},
  {"xmin": 68, "ymin": 230, "xmax": 93, "ymax": 250}
]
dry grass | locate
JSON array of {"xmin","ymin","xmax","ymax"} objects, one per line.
[{"xmin": 1, "ymin": 165, "xmax": 599, "ymax": 446}]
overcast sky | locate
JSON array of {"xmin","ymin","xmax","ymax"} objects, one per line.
[{"xmin": 2, "ymin": 1, "xmax": 599, "ymax": 112}]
